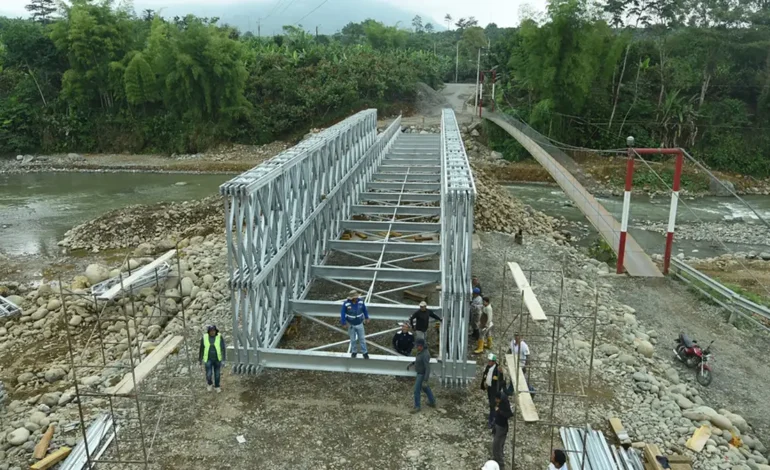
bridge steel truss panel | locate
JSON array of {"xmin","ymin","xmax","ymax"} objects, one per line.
[
  {"xmin": 221, "ymin": 108, "xmax": 477, "ymax": 385},
  {"xmin": 439, "ymin": 109, "xmax": 478, "ymax": 386}
]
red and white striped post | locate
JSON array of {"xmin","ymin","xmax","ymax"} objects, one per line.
[
  {"xmin": 664, "ymin": 150, "xmax": 684, "ymax": 274},
  {"xmin": 616, "ymin": 147, "xmax": 635, "ymax": 274},
  {"xmin": 491, "ymin": 71, "xmax": 497, "ymax": 112},
  {"xmin": 629, "ymin": 148, "xmax": 685, "ymax": 275},
  {"xmin": 478, "ymin": 72, "xmax": 484, "ymax": 118}
]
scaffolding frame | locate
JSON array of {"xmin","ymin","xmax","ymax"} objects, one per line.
[
  {"xmin": 495, "ymin": 259, "xmax": 605, "ymax": 469},
  {"xmin": 57, "ymin": 247, "xmax": 197, "ymax": 469}
]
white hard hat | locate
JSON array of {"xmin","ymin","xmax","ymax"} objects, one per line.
[{"xmin": 482, "ymin": 461, "xmax": 500, "ymax": 470}]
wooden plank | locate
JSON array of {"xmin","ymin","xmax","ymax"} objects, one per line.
[
  {"xmin": 108, "ymin": 335, "xmax": 183, "ymax": 395},
  {"xmin": 30, "ymin": 446, "xmax": 72, "ymax": 470},
  {"xmin": 32, "ymin": 425, "xmax": 55, "ymax": 459},
  {"xmin": 643, "ymin": 444, "xmax": 665, "ymax": 470},
  {"xmin": 609, "ymin": 417, "xmax": 631, "ymax": 445},
  {"xmin": 504, "ymin": 354, "xmax": 539, "ymax": 423},
  {"xmin": 507, "ymin": 262, "xmax": 547, "ymax": 321},
  {"xmin": 685, "ymin": 425, "xmax": 712, "ymax": 452},
  {"xmin": 99, "ymin": 250, "xmax": 176, "ymax": 300},
  {"xmin": 668, "ymin": 455, "xmax": 693, "ymax": 464}
]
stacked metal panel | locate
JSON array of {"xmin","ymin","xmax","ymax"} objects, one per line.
[
  {"xmin": 559, "ymin": 426, "xmax": 644, "ymax": 470},
  {"xmin": 60, "ymin": 414, "xmax": 118, "ymax": 470},
  {"xmin": 439, "ymin": 109, "xmax": 477, "ymax": 386},
  {"xmin": 0, "ymin": 295, "xmax": 21, "ymax": 318}
]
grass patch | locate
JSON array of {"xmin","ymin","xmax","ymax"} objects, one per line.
[{"xmin": 587, "ymin": 239, "xmax": 616, "ymax": 264}]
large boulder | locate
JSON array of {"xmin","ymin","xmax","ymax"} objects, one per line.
[
  {"xmin": 85, "ymin": 264, "xmax": 111, "ymax": 286},
  {"xmin": 44, "ymin": 368, "xmax": 66, "ymax": 383},
  {"xmin": 599, "ymin": 344, "xmax": 619, "ymax": 356},
  {"xmin": 17, "ymin": 372, "xmax": 35, "ymax": 384},
  {"xmin": 6, "ymin": 294, "xmax": 24, "ymax": 307},
  {"xmin": 133, "ymin": 243, "xmax": 155, "ymax": 257},
  {"xmin": 6, "ymin": 427, "xmax": 30, "ymax": 446},
  {"xmin": 180, "ymin": 277, "xmax": 194, "ymax": 297},
  {"xmin": 636, "ymin": 340, "xmax": 655, "ymax": 358},
  {"xmin": 46, "ymin": 298, "xmax": 61, "ymax": 311},
  {"xmin": 710, "ymin": 178, "xmax": 735, "ymax": 197}
]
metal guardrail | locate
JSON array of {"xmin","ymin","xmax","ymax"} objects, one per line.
[{"xmin": 670, "ymin": 257, "xmax": 770, "ymax": 329}]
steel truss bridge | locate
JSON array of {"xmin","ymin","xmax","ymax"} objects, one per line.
[{"xmin": 220, "ymin": 109, "xmax": 477, "ymax": 385}]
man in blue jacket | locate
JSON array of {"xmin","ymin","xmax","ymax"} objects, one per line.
[{"xmin": 341, "ymin": 290, "xmax": 370, "ymax": 359}]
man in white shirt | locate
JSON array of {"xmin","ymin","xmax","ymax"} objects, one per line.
[
  {"xmin": 548, "ymin": 449, "xmax": 567, "ymax": 470},
  {"xmin": 509, "ymin": 333, "xmax": 530, "ymax": 375}
]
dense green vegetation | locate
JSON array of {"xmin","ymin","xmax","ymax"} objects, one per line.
[
  {"xmin": 0, "ymin": 0, "xmax": 448, "ymax": 154},
  {"xmin": 2, "ymin": 0, "xmax": 770, "ymax": 178},
  {"xmin": 492, "ymin": 0, "xmax": 770, "ymax": 176}
]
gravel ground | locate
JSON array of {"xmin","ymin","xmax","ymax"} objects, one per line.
[{"xmin": 613, "ymin": 276, "xmax": 770, "ymax": 443}]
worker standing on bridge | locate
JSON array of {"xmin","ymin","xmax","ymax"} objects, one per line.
[
  {"xmin": 481, "ymin": 353, "xmax": 506, "ymax": 429},
  {"xmin": 198, "ymin": 325, "xmax": 226, "ymax": 393},
  {"xmin": 341, "ymin": 290, "xmax": 370, "ymax": 359},
  {"xmin": 392, "ymin": 322, "xmax": 415, "ymax": 356},
  {"xmin": 410, "ymin": 301, "xmax": 442, "ymax": 343}
]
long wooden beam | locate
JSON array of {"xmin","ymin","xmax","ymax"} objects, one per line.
[
  {"xmin": 505, "ymin": 354, "xmax": 539, "ymax": 423},
  {"xmin": 508, "ymin": 262, "xmax": 547, "ymax": 322},
  {"xmin": 108, "ymin": 335, "xmax": 184, "ymax": 395}
]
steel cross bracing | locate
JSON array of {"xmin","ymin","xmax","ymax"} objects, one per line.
[{"xmin": 222, "ymin": 109, "xmax": 477, "ymax": 385}]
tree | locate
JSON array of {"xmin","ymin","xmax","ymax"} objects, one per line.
[
  {"xmin": 424, "ymin": 23, "xmax": 434, "ymax": 33},
  {"xmin": 444, "ymin": 14, "xmax": 452, "ymax": 30},
  {"xmin": 25, "ymin": 0, "xmax": 56, "ymax": 23},
  {"xmin": 412, "ymin": 15, "xmax": 423, "ymax": 33},
  {"xmin": 455, "ymin": 17, "xmax": 479, "ymax": 30}
]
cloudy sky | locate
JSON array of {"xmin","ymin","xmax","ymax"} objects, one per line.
[{"xmin": 0, "ymin": 0, "xmax": 546, "ymax": 27}]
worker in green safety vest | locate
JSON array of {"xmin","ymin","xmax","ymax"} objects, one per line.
[{"xmin": 198, "ymin": 325, "xmax": 226, "ymax": 393}]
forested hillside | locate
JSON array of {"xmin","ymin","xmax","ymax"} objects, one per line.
[
  {"xmin": 0, "ymin": 0, "xmax": 448, "ymax": 154},
  {"xmin": 2, "ymin": 0, "xmax": 770, "ymax": 177},
  {"xmin": 492, "ymin": 0, "xmax": 770, "ymax": 176}
]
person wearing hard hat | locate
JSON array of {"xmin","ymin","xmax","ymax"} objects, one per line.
[
  {"xmin": 198, "ymin": 325, "xmax": 226, "ymax": 393},
  {"xmin": 480, "ymin": 353, "xmax": 506, "ymax": 429},
  {"xmin": 409, "ymin": 301, "xmax": 442, "ymax": 343},
  {"xmin": 549, "ymin": 449, "xmax": 568, "ymax": 470},
  {"xmin": 341, "ymin": 290, "xmax": 370, "ymax": 359},
  {"xmin": 482, "ymin": 460, "xmax": 500, "ymax": 470}
]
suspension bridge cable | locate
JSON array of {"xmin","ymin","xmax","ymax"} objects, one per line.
[{"xmin": 631, "ymin": 149, "xmax": 770, "ymax": 301}]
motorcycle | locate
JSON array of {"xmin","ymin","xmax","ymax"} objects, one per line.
[{"xmin": 673, "ymin": 333, "xmax": 713, "ymax": 386}]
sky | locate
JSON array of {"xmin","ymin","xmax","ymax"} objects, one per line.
[{"xmin": 0, "ymin": 0, "xmax": 547, "ymax": 28}]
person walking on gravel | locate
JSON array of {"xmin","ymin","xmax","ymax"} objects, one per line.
[
  {"xmin": 470, "ymin": 287, "xmax": 483, "ymax": 341},
  {"xmin": 491, "ymin": 392, "xmax": 513, "ymax": 469},
  {"xmin": 410, "ymin": 301, "xmax": 442, "ymax": 343},
  {"xmin": 407, "ymin": 338, "xmax": 436, "ymax": 412},
  {"xmin": 475, "ymin": 296, "xmax": 494, "ymax": 354},
  {"xmin": 198, "ymin": 325, "xmax": 225, "ymax": 393},
  {"xmin": 341, "ymin": 290, "xmax": 370, "ymax": 359}
]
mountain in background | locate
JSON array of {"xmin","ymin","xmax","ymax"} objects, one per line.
[{"xmin": 135, "ymin": 0, "xmax": 445, "ymax": 35}]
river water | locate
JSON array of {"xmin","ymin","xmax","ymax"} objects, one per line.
[
  {"xmin": 2, "ymin": 173, "xmax": 769, "ymax": 259},
  {"xmin": 0, "ymin": 172, "xmax": 231, "ymax": 257},
  {"xmin": 508, "ymin": 183, "xmax": 770, "ymax": 258}
]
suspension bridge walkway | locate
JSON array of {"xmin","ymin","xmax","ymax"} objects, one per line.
[{"xmin": 483, "ymin": 111, "xmax": 662, "ymax": 278}]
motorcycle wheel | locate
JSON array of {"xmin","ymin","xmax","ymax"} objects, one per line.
[
  {"xmin": 696, "ymin": 368, "xmax": 713, "ymax": 386},
  {"xmin": 685, "ymin": 356, "xmax": 698, "ymax": 369}
]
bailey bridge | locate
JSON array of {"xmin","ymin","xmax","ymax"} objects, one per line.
[{"xmin": 220, "ymin": 109, "xmax": 477, "ymax": 386}]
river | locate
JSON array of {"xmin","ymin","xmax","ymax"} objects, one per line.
[
  {"xmin": 508, "ymin": 183, "xmax": 770, "ymax": 258},
  {"xmin": 2, "ymin": 173, "xmax": 769, "ymax": 259},
  {"xmin": 0, "ymin": 172, "xmax": 231, "ymax": 257}
]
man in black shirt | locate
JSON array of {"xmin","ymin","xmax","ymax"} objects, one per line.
[
  {"xmin": 392, "ymin": 322, "xmax": 415, "ymax": 356},
  {"xmin": 409, "ymin": 301, "xmax": 442, "ymax": 343},
  {"xmin": 492, "ymin": 392, "xmax": 514, "ymax": 469}
]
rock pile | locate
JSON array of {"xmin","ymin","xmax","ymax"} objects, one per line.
[
  {"xmin": 58, "ymin": 197, "xmax": 223, "ymax": 252},
  {"xmin": 636, "ymin": 221, "xmax": 770, "ymax": 247},
  {"xmin": 470, "ymin": 163, "xmax": 559, "ymax": 236}
]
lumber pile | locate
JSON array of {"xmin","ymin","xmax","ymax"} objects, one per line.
[{"xmin": 107, "ymin": 335, "xmax": 184, "ymax": 395}]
